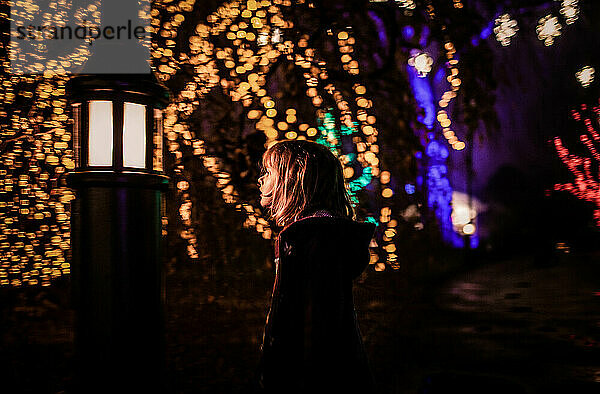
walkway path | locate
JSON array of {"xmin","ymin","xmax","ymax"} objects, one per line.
[{"xmin": 364, "ymin": 252, "xmax": 600, "ymax": 393}]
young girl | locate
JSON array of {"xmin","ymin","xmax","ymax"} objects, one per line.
[{"xmin": 255, "ymin": 139, "xmax": 377, "ymax": 394}]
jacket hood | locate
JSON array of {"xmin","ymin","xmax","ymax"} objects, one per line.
[{"xmin": 278, "ymin": 216, "xmax": 377, "ymax": 279}]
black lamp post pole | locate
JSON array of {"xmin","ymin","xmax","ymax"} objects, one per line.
[{"xmin": 66, "ymin": 75, "xmax": 170, "ymax": 393}]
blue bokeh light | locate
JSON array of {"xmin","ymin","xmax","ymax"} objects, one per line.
[
  {"xmin": 402, "ymin": 25, "xmax": 415, "ymax": 41},
  {"xmin": 480, "ymin": 26, "xmax": 493, "ymax": 40},
  {"xmin": 407, "ymin": 66, "xmax": 435, "ymax": 129}
]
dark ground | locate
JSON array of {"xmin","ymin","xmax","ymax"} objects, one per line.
[{"xmin": 1, "ymin": 248, "xmax": 599, "ymax": 393}]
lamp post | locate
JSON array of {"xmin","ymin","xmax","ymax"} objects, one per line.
[{"xmin": 66, "ymin": 74, "xmax": 170, "ymax": 393}]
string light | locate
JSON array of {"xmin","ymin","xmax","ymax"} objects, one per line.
[
  {"xmin": 0, "ymin": 0, "xmax": 95, "ymax": 285},
  {"xmin": 0, "ymin": 0, "xmax": 420, "ymax": 286},
  {"xmin": 422, "ymin": 2, "xmax": 466, "ymax": 151},
  {"xmin": 493, "ymin": 13, "xmax": 518, "ymax": 47},
  {"xmin": 154, "ymin": 0, "xmax": 288, "ymax": 258},
  {"xmin": 489, "ymin": 1, "xmax": 581, "ymax": 51},
  {"xmin": 334, "ymin": 29, "xmax": 399, "ymax": 268},
  {"xmin": 153, "ymin": 1, "xmax": 401, "ymax": 269},
  {"xmin": 314, "ymin": 110, "xmax": 372, "ymax": 204},
  {"xmin": 536, "ymin": 15, "xmax": 562, "ymax": 46},
  {"xmin": 554, "ymin": 101, "xmax": 600, "ymax": 225},
  {"xmin": 408, "ymin": 50, "xmax": 433, "ymax": 78},
  {"xmin": 452, "ymin": 0, "xmax": 463, "ymax": 9},
  {"xmin": 395, "ymin": 0, "xmax": 416, "ymax": 14},
  {"xmin": 271, "ymin": 27, "xmax": 282, "ymax": 43},
  {"xmin": 462, "ymin": 222, "xmax": 475, "ymax": 235},
  {"xmin": 559, "ymin": 0, "xmax": 579, "ymax": 25},
  {"xmin": 425, "ymin": 140, "xmax": 454, "ymax": 244},
  {"xmin": 0, "ymin": 72, "xmax": 73, "ymax": 286},
  {"xmin": 576, "ymin": 66, "xmax": 595, "ymax": 88}
]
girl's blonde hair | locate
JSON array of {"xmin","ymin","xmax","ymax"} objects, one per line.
[{"xmin": 260, "ymin": 139, "xmax": 355, "ymax": 227}]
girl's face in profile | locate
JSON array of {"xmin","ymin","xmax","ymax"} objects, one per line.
[{"xmin": 258, "ymin": 165, "xmax": 276, "ymax": 208}]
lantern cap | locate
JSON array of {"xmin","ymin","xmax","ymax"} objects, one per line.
[{"xmin": 67, "ymin": 73, "xmax": 171, "ymax": 108}]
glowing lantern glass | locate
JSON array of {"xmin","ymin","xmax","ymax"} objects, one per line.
[{"xmin": 68, "ymin": 75, "xmax": 169, "ymax": 173}]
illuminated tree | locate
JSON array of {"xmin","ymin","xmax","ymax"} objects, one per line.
[
  {"xmin": 1, "ymin": 0, "xmax": 507, "ymax": 286},
  {"xmin": 151, "ymin": 0, "xmax": 422, "ymax": 271},
  {"xmin": 553, "ymin": 102, "xmax": 600, "ymax": 225},
  {"xmin": 0, "ymin": 0, "xmax": 75, "ymax": 286}
]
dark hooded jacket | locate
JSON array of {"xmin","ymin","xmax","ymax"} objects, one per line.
[{"xmin": 255, "ymin": 211, "xmax": 377, "ymax": 394}]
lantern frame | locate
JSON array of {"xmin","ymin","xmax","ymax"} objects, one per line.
[{"xmin": 68, "ymin": 74, "xmax": 170, "ymax": 175}]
